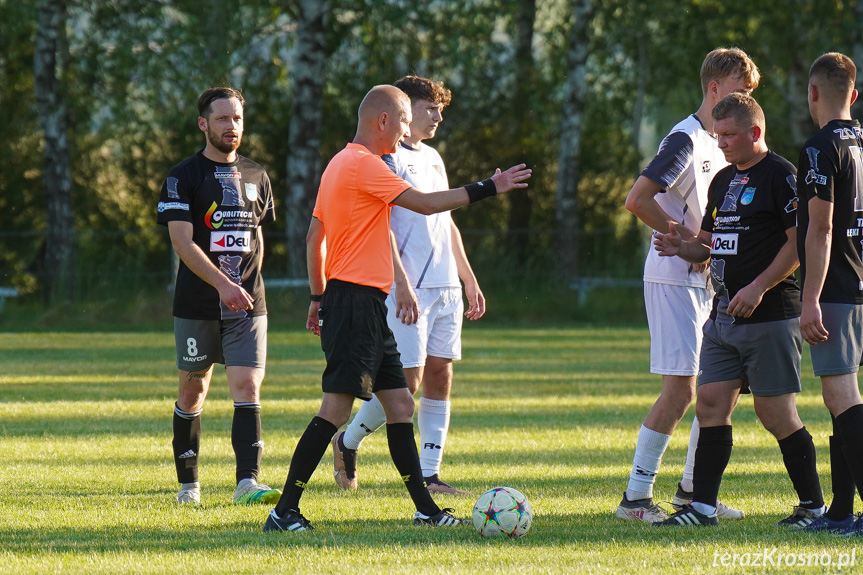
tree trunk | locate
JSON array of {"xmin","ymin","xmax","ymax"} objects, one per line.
[
  {"xmin": 34, "ymin": 0, "xmax": 75, "ymax": 303},
  {"xmin": 853, "ymin": 0, "xmax": 863, "ymax": 118},
  {"xmin": 631, "ymin": 31, "xmax": 647, "ymax": 153},
  {"xmin": 555, "ymin": 0, "xmax": 593, "ymax": 281},
  {"xmin": 285, "ymin": 0, "xmax": 328, "ymax": 279},
  {"xmin": 505, "ymin": 0, "xmax": 536, "ymax": 260}
]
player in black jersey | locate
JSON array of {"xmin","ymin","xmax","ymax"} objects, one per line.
[
  {"xmin": 157, "ymin": 87, "xmax": 280, "ymax": 506},
  {"xmin": 797, "ymin": 53, "xmax": 863, "ymax": 535},
  {"xmin": 653, "ymin": 94, "xmax": 824, "ymax": 528}
]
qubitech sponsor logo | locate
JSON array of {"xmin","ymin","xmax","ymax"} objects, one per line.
[{"xmin": 205, "ymin": 201, "xmax": 255, "ymax": 230}]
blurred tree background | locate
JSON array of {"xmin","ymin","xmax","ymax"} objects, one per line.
[{"xmin": 2, "ymin": 0, "xmax": 862, "ymax": 325}]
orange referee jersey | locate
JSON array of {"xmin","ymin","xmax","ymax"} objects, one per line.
[{"xmin": 312, "ymin": 143, "xmax": 411, "ymax": 293}]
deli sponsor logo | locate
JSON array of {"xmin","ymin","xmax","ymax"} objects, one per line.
[
  {"xmin": 711, "ymin": 233, "xmax": 738, "ymax": 255},
  {"xmin": 210, "ymin": 230, "xmax": 252, "ymax": 252}
]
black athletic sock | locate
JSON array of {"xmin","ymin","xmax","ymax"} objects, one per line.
[
  {"xmin": 232, "ymin": 403, "xmax": 262, "ymax": 484},
  {"xmin": 172, "ymin": 403, "xmax": 202, "ymax": 484},
  {"xmin": 274, "ymin": 416, "xmax": 337, "ymax": 517},
  {"xmin": 826, "ymin": 418, "xmax": 857, "ymax": 520},
  {"xmin": 386, "ymin": 422, "xmax": 439, "ymax": 517},
  {"xmin": 835, "ymin": 405, "xmax": 863, "ymax": 507},
  {"xmin": 337, "ymin": 432, "xmax": 357, "ymax": 480},
  {"xmin": 777, "ymin": 426, "xmax": 824, "ymax": 510},
  {"xmin": 692, "ymin": 425, "xmax": 733, "ymax": 508}
]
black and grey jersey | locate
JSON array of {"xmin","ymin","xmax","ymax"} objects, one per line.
[
  {"xmin": 702, "ymin": 151, "xmax": 801, "ymax": 324},
  {"xmin": 797, "ymin": 119, "xmax": 863, "ymax": 304},
  {"xmin": 157, "ymin": 151, "xmax": 275, "ymax": 320}
]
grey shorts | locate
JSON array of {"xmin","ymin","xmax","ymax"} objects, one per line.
[
  {"xmin": 810, "ymin": 303, "xmax": 863, "ymax": 377},
  {"xmin": 174, "ymin": 316, "xmax": 267, "ymax": 371},
  {"xmin": 698, "ymin": 317, "xmax": 802, "ymax": 397}
]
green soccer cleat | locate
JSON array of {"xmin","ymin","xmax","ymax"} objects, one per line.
[{"xmin": 233, "ymin": 478, "xmax": 282, "ymax": 505}]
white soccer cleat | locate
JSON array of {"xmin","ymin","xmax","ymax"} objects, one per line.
[
  {"xmin": 615, "ymin": 492, "xmax": 668, "ymax": 523},
  {"xmin": 176, "ymin": 482, "xmax": 201, "ymax": 505}
]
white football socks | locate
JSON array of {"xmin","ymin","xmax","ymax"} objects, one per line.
[
  {"xmin": 626, "ymin": 425, "xmax": 671, "ymax": 501},
  {"xmin": 418, "ymin": 397, "xmax": 450, "ymax": 477},
  {"xmin": 343, "ymin": 394, "xmax": 386, "ymax": 450},
  {"xmin": 680, "ymin": 416, "xmax": 701, "ymax": 493}
]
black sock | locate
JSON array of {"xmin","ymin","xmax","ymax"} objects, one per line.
[
  {"xmin": 274, "ymin": 416, "xmax": 337, "ymax": 517},
  {"xmin": 777, "ymin": 426, "xmax": 824, "ymax": 510},
  {"xmin": 232, "ymin": 403, "xmax": 262, "ymax": 484},
  {"xmin": 692, "ymin": 425, "xmax": 733, "ymax": 508},
  {"xmin": 826, "ymin": 418, "xmax": 857, "ymax": 520},
  {"xmin": 835, "ymin": 405, "xmax": 863, "ymax": 508},
  {"xmin": 387, "ymin": 422, "xmax": 439, "ymax": 517},
  {"xmin": 338, "ymin": 432, "xmax": 357, "ymax": 480},
  {"xmin": 172, "ymin": 403, "xmax": 202, "ymax": 484}
]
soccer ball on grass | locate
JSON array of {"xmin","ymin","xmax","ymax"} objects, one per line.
[{"xmin": 472, "ymin": 486, "xmax": 532, "ymax": 537}]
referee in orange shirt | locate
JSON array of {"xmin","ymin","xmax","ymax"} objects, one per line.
[{"xmin": 263, "ymin": 85, "xmax": 531, "ymax": 532}]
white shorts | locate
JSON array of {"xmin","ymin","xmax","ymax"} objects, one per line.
[
  {"xmin": 644, "ymin": 282, "xmax": 712, "ymax": 376},
  {"xmin": 386, "ymin": 286, "xmax": 463, "ymax": 368}
]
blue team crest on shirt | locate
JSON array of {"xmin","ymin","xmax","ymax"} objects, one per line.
[{"xmin": 740, "ymin": 187, "xmax": 756, "ymax": 205}]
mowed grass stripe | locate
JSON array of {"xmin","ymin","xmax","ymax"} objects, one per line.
[{"xmin": 0, "ymin": 326, "xmax": 855, "ymax": 574}]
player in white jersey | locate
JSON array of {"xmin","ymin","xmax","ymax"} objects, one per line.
[
  {"xmin": 331, "ymin": 76, "xmax": 478, "ymax": 495},
  {"xmin": 617, "ymin": 48, "xmax": 760, "ymax": 522}
]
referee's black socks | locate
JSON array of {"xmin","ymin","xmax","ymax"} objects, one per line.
[
  {"xmin": 387, "ymin": 422, "xmax": 439, "ymax": 517},
  {"xmin": 275, "ymin": 416, "xmax": 337, "ymax": 517}
]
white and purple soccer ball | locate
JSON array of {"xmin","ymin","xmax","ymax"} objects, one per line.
[{"xmin": 472, "ymin": 486, "xmax": 533, "ymax": 538}]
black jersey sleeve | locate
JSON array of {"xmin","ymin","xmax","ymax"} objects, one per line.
[
  {"xmin": 774, "ymin": 169, "xmax": 798, "ymax": 231},
  {"xmin": 798, "ymin": 136, "xmax": 839, "ymax": 204},
  {"xmin": 157, "ymin": 162, "xmax": 195, "ymax": 225},
  {"xmin": 259, "ymin": 171, "xmax": 276, "ymax": 226},
  {"xmin": 641, "ymin": 131, "xmax": 694, "ymax": 191}
]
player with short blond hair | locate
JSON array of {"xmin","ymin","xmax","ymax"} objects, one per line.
[
  {"xmin": 653, "ymin": 93, "xmax": 825, "ymax": 527},
  {"xmin": 618, "ymin": 47, "xmax": 759, "ymax": 522}
]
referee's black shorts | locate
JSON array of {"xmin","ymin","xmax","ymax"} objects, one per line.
[{"xmin": 319, "ymin": 279, "xmax": 408, "ymax": 400}]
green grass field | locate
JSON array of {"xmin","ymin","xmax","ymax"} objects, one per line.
[{"xmin": 1, "ymin": 325, "xmax": 860, "ymax": 574}]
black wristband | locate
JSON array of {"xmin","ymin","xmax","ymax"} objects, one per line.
[
  {"xmin": 310, "ymin": 294, "xmax": 322, "ymax": 302},
  {"xmin": 465, "ymin": 178, "xmax": 497, "ymax": 204}
]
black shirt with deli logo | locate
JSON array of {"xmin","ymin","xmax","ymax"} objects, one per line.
[
  {"xmin": 157, "ymin": 151, "xmax": 275, "ymax": 319},
  {"xmin": 701, "ymin": 151, "xmax": 801, "ymax": 324}
]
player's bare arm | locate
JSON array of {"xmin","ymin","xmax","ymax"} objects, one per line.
[
  {"xmin": 625, "ymin": 176, "xmax": 696, "ymax": 236},
  {"xmin": 450, "ymin": 221, "xmax": 485, "ymax": 320},
  {"xmin": 392, "ymin": 164, "xmax": 531, "ymax": 215},
  {"xmin": 306, "ymin": 216, "xmax": 326, "ymax": 336},
  {"xmin": 654, "ymin": 223, "xmax": 711, "ymax": 263},
  {"xmin": 727, "ymin": 227, "xmax": 799, "ymax": 318},
  {"xmin": 167, "ymin": 220, "xmax": 254, "ymax": 312},
  {"xmin": 801, "ymin": 197, "xmax": 833, "ymax": 344},
  {"xmin": 390, "ymin": 230, "xmax": 418, "ymax": 325}
]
